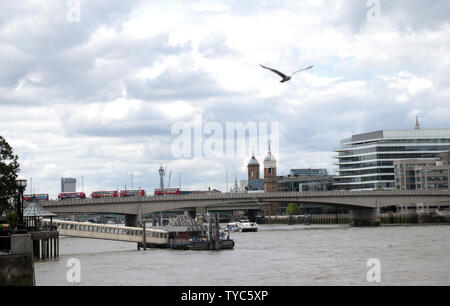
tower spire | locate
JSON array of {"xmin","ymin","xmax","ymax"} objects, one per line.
[
  {"xmin": 415, "ymin": 116, "xmax": 420, "ymax": 129},
  {"xmin": 158, "ymin": 164, "xmax": 165, "ymax": 189}
]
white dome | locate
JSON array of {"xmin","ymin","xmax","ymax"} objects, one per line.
[
  {"xmin": 248, "ymin": 157, "xmax": 259, "ymax": 166},
  {"xmin": 264, "ymin": 151, "xmax": 276, "ymax": 162}
]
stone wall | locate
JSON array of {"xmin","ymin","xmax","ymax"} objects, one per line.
[{"xmin": 0, "ymin": 253, "xmax": 35, "ymax": 286}]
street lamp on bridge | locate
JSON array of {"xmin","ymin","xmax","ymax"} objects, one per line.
[{"xmin": 15, "ymin": 179, "xmax": 27, "ymax": 233}]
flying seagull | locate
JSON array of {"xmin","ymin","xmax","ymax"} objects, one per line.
[{"xmin": 260, "ymin": 64, "xmax": 313, "ymax": 83}]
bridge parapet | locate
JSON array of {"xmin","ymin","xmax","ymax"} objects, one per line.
[
  {"xmin": 41, "ymin": 190, "xmax": 450, "ymax": 217},
  {"xmin": 43, "ymin": 190, "xmax": 450, "ymax": 207}
]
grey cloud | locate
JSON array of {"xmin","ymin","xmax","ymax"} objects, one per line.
[
  {"xmin": 198, "ymin": 32, "xmax": 237, "ymax": 58},
  {"xmin": 69, "ymin": 120, "xmax": 173, "ymax": 138},
  {"xmin": 0, "ymin": 1, "xmax": 193, "ymax": 106},
  {"xmin": 1, "ymin": 26, "xmax": 192, "ymax": 105},
  {"xmin": 2, "ymin": 0, "xmax": 450, "ymax": 196},
  {"xmin": 125, "ymin": 66, "xmax": 227, "ymax": 101}
]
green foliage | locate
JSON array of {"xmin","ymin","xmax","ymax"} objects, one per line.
[
  {"xmin": 322, "ymin": 205, "xmax": 349, "ymax": 214},
  {"xmin": 286, "ymin": 203, "xmax": 300, "ymax": 215},
  {"xmin": 0, "ymin": 136, "xmax": 20, "ymax": 215},
  {"xmin": 6, "ymin": 213, "xmax": 18, "ymax": 227}
]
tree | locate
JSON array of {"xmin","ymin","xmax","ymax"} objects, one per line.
[
  {"xmin": 0, "ymin": 136, "xmax": 20, "ymax": 216},
  {"xmin": 286, "ymin": 203, "xmax": 300, "ymax": 215}
]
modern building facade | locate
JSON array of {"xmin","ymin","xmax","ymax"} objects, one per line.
[
  {"xmin": 61, "ymin": 177, "xmax": 76, "ymax": 193},
  {"xmin": 335, "ymin": 128, "xmax": 450, "ymax": 191},
  {"xmin": 289, "ymin": 168, "xmax": 328, "ymax": 177},
  {"xmin": 278, "ymin": 175, "xmax": 333, "ymax": 192},
  {"xmin": 394, "ymin": 151, "xmax": 450, "ymax": 190}
]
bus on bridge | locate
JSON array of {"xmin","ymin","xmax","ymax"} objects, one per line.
[
  {"xmin": 91, "ymin": 190, "xmax": 119, "ymax": 198},
  {"xmin": 120, "ymin": 189, "xmax": 146, "ymax": 197},
  {"xmin": 58, "ymin": 192, "xmax": 86, "ymax": 200},
  {"xmin": 24, "ymin": 193, "xmax": 49, "ymax": 203},
  {"xmin": 154, "ymin": 188, "xmax": 180, "ymax": 196}
]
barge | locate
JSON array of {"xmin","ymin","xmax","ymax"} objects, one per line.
[{"xmin": 162, "ymin": 214, "xmax": 235, "ymax": 250}]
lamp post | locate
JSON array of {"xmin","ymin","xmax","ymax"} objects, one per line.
[{"xmin": 16, "ymin": 179, "xmax": 27, "ymax": 233}]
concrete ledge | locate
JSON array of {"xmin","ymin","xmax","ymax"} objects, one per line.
[
  {"xmin": 351, "ymin": 208, "xmax": 380, "ymax": 227},
  {"xmin": 0, "ymin": 253, "xmax": 35, "ymax": 286},
  {"xmin": 11, "ymin": 234, "xmax": 33, "ymax": 255}
]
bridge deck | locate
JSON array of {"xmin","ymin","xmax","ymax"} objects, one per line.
[{"xmin": 41, "ymin": 190, "xmax": 450, "ymax": 215}]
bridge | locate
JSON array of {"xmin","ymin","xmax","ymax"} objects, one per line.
[
  {"xmin": 42, "ymin": 219, "xmax": 169, "ymax": 246},
  {"xmin": 42, "ymin": 190, "xmax": 450, "ymax": 226}
]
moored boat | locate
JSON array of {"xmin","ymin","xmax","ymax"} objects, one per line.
[
  {"xmin": 223, "ymin": 220, "xmax": 258, "ymax": 232},
  {"xmin": 237, "ymin": 219, "xmax": 258, "ymax": 232}
]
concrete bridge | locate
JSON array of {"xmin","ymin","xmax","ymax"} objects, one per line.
[{"xmin": 42, "ymin": 190, "xmax": 450, "ymax": 226}]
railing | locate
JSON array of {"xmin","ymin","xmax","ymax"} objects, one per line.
[
  {"xmin": 26, "ymin": 225, "xmax": 57, "ymax": 232},
  {"xmin": 169, "ymin": 238, "xmax": 190, "ymax": 244},
  {"xmin": 42, "ymin": 219, "xmax": 169, "ymax": 240}
]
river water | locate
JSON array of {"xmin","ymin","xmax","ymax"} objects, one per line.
[{"xmin": 34, "ymin": 224, "xmax": 450, "ymax": 286}]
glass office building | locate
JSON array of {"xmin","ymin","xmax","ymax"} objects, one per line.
[
  {"xmin": 289, "ymin": 168, "xmax": 328, "ymax": 177},
  {"xmin": 334, "ymin": 128, "xmax": 450, "ymax": 191}
]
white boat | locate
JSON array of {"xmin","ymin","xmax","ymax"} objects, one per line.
[
  {"xmin": 435, "ymin": 210, "xmax": 450, "ymax": 217},
  {"xmin": 223, "ymin": 222, "xmax": 240, "ymax": 232},
  {"xmin": 224, "ymin": 220, "xmax": 258, "ymax": 232},
  {"xmin": 237, "ymin": 220, "xmax": 258, "ymax": 232}
]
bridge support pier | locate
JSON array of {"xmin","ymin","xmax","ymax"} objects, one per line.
[
  {"xmin": 245, "ymin": 209, "xmax": 258, "ymax": 222},
  {"xmin": 125, "ymin": 214, "xmax": 138, "ymax": 227},
  {"xmin": 351, "ymin": 208, "xmax": 380, "ymax": 227}
]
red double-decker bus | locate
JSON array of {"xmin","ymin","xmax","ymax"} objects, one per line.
[
  {"xmin": 120, "ymin": 189, "xmax": 146, "ymax": 197},
  {"xmin": 23, "ymin": 194, "xmax": 49, "ymax": 202},
  {"xmin": 154, "ymin": 188, "xmax": 180, "ymax": 196},
  {"xmin": 91, "ymin": 191, "xmax": 118, "ymax": 198},
  {"xmin": 58, "ymin": 192, "xmax": 86, "ymax": 200}
]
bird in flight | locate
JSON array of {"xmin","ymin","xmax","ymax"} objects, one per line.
[{"xmin": 260, "ymin": 64, "xmax": 313, "ymax": 83}]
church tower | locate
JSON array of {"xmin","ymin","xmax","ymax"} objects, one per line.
[
  {"xmin": 263, "ymin": 142, "xmax": 277, "ymax": 192},
  {"xmin": 247, "ymin": 150, "xmax": 260, "ymax": 189}
]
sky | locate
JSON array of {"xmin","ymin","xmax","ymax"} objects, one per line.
[{"xmin": 1, "ymin": 0, "xmax": 450, "ymax": 198}]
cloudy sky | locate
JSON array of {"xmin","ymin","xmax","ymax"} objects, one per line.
[{"xmin": 1, "ymin": 0, "xmax": 449, "ymax": 198}]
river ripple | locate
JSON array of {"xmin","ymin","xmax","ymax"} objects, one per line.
[{"xmin": 34, "ymin": 224, "xmax": 450, "ymax": 286}]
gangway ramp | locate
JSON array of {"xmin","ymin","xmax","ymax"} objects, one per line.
[{"xmin": 42, "ymin": 219, "xmax": 168, "ymax": 245}]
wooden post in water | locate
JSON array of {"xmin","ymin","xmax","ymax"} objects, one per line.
[
  {"xmin": 214, "ymin": 214, "xmax": 220, "ymax": 250},
  {"xmin": 142, "ymin": 222, "xmax": 147, "ymax": 251},
  {"xmin": 209, "ymin": 214, "xmax": 213, "ymax": 250}
]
